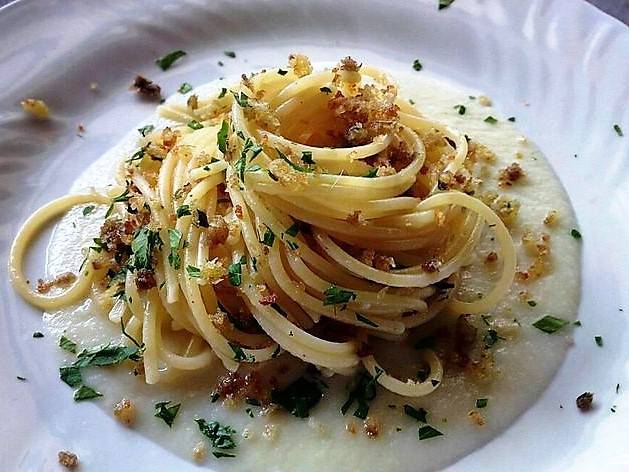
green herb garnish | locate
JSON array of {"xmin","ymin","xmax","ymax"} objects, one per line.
[
  {"xmin": 301, "ymin": 151, "xmax": 315, "ymax": 165},
  {"xmin": 614, "ymin": 124, "xmax": 623, "ymax": 137},
  {"xmin": 356, "ymin": 313, "xmax": 378, "ymax": 328},
  {"xmin": 178, "ymin": 82, "xmax": 193, "ymax": 94},
  {"xmin": 155, "ymin": 50, "xmax": 187, "ymax": 70},
  {"xmin": 131, "ymin": 228, "xmax": 161, "ymax": 270},
  {"xmin": 484, "ymin": 116, "xmax": 498, "ymax": 124},
  {"xmin": 271, "ymin": 377, "xmax": 324, "ymax": 418},
  {"xmin": 138, "ymin": 124, "xmax": 155, "ymax": 137},
  {"xmin": 595, "ymin": 336, "xmax": 603, "ymax": 347},
  {"xmin": 195, "ymin": 418, "xmax": 237, "ymax": 457},
  {"xmin": 73, "ymin": 385, "xmax": 103, "ymax": 401},
  {"xmin": 217, "ymin": 120, "xmax": 229, "ymax": 153},
  {"xmin": 227, "ymin": 256, "xmax": 246, "ymax": 286},
  {"xmin": 418, "ymin": 425, "xmax": 443, "ymax": 440},
  {"xmin": 224, "ymin": 51, "xmax": 236, "ymax": 58},
  {"xmin": 363, "ymin": 168, "xmax": 378, "ymax": 178},
  {"xmin": 454, "ymin": 104, "xmax": 466, "ymax": 115},
  {"xmin": 285, "ymin": 223, "xmax": 299, "ymax": 237},
  {"xmin": 59, "ymin": 366, "xmax": 83, "ymax": 388},
  {"xmin": 167, "ymin": 229, "xmax": 183, "ymax": 269},
  {"xmin": 341, "ymin": 368, "xmax": 383, "ymax": 419},
  {"xmin": 412, "ymin": 59, "xmax": 423, "ymax": 71},
  {"xmin": 176, "ymin": 205, "xmax": 192, "ymax": 217},
  {"xmin": 276, "ymin": 148, "xmax": 313, "ymax": 173},
  {"xmin": 33, "ymin": 331, "xmax": 44, "ymax": 338},
  {"xmin": 323, "ymin": 285, "xmax": 356, "ymax": 306},
  {"xmin": 438, "ymin": 0, "xmax": 455, "ymax": 10},
  {"xmin": 532, "ymin": 315, "xmax": 569, "ymax": 334},
  {"xmin": 154, "ymin": 401, "xmax": 181, "ymax": 427},
  {"xmin": 186, "ymin": 265, "xmax": 202, "ymax": 278},
  {"xmin": 570, "ymin": 229, "xmax": 582, "ymax": 239},
  {"xmin": 277, "ymin": 69, "xmax": 288, "ymax": 76},
  {"xmin": 261, "ymin": 228, "xmax": 275, "ymax": 247},
  {"xmin": 82, "ymin": 205, "xmax": 95, "ymax": 216},
  {"xmin": 232, "ymin": 91, "xmax": 250, "ymax": 108},
  {"xmin": 187, "ymin": 120, "xmax": 204, "ymax": 130},
  {"xmin": 59, "ymin": 335, "xmax": 77, "ymax": 353},
  {"xmin": 320, "ymin": 86, "xmax": 332, "ymax": 93},
  {"xmin": 404, "ymin": 404, "xmax": 428, "ymax": 422},
  {"xmin": 476, "ymin": 398, "xmax": 488, "ymax": 408},
  {"xmin": 508, "ymin": 116, "xmax": 516, "ymax": 122}
]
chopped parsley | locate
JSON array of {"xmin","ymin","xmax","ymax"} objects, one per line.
[
  {"xmin": 261, "ymin": 228, "xmax": 275, "ymax": 247},
  {"xmin": 412, "ymin": 59, "xmax": 423, "ymax": 71},
  {"xmin": 178, "ymin": 82, "xmax": 193, "ymax": 94},
  {"xmin": 176, "ymin": 205, "xmax": 192, "ymax": 217},
  {"xmin": 594, "ymin": 336, "xmax": 603, "ymax": 347},
  {"xmin": 59, "ymin": 335, "xmax": 77, "ymax": 353},
  {"xmin": 355, "ymin": 313, "xmax": 378, "ymax": 328},
  {"xmin": 33, "ymin": 331, "xmax": 44, "ymax": 338},
  {"xmin": 227, "ymin": 256, "xmax": 246, "ymax": 286},
  {"xmin": 126, "ymin": 143, "xmax": 149, "ymax": 164},
  {"xmin": 218, "ymin": 87, "xmax": 227, "ymax": 99},
  {"xmin": 418, "ymin": 425, "xmax": 443, "ymax": 440},
  {"xmin": 323, "ymin": 285, "xmax": 356, "ymax": 306},
  {"xmin": 155, "ymin": 49, "xmax": 187, "ymax": 71},
  {"xmin": 532, "ymin": 315, "xmax": 569, "ymax": 334},
  {"xmin": 614, "ymin": 124, "xmax": 623, "ymax": 137},
  {"xmin": 277, "ymin": 69, "xmax": 288, "ymax": 76},
  {"xmin": 59, "ymin": 366, "xmax": 82, "ymax": 388},
  {"xmin": 285, "ymin": 222, "xmax": 300, "ymax": 237},
  {"xmin": 217, "ymin": 120, "xmax": 229, "ymax": 153},
  {"xmin": 341, "ymin": 368, "xmax": 383, "ymax": 419},
  {"xmin": 320, "ymin": 86, "xmax": 332, "ymax": 94},
  {"xmin": 73, "ymin": 344, "xmax": 142, "ymax": 368},
  {"xmin": 187, "ymin": 120, "xmax": 204, "ymax": 130},
  {"xmin": 154, "ymin": 401, "xmax": 181, "ymax": 427},
  {"xmin": 195, "ymin": 418, "xmax": 237, "ymax": 457},
  {"xmin": 223, "ymin": 51, "xmax": 236, "ymax": 58},
  {"xmin": 137, "ymin": 124, "xmax": 155, "ymax": 137},
  {"xmin": 228, "ymin": 342, "xmax": 253, "ymax": 362},
  {"xmin": 167, "ymin": 229, "xmax": 183, "ymax": 269},
  {"xmin": 404, "ymin": 404, "xmax": 428, "ymax": 422},
  {"xmin": 271, "ymin": 377, "xmax": 324, "ymax": 418},
  {"xmin": 186, "ymin": 265, "xmax": 202, "ymax": 278},
  {"xmin": 73, "ymin": 385, "xmax": 103, "ymax": 401},
  {"xmin": 301, "ymin": 151, "xmax": 315, "ymax": 165},
  {"xmin": 82, "ymin": 205, "xmax": 95, "ymax": 216},
  {"xmin": 475, "ymin": 398, "xmax": 488, "ymax": 408},
  {"xmin": 438, "ymin": 0, "xmax": 456, "ymax": 10},
  {"xmin": 527, "ymin": 300, "xmax": 537, "ymax": 307},
  {"xmin": 508, "ymin": 116, "xmax": 516, "ymax": 122},
  {"xmin": 232, "ymin": 91, "xmax": 250, "ymax": 108},
  {"xmin": 131, "ymin": 228, "xmax": 161, "ymax": 270},
  {"xmin": 363, "ymin": 168, "xmax": 378, "ymax": 178},
  {"xmin": 570, "ymin": 229, "xmax": 582, "ymax": 239},
  {"xmin": 484, "ymin": 116, "xmax": 498, "ymax": 124},
  {"xmin": 574, "ymin": 320, "xmax": 582, "ymax": 326},
  {"xmin": 276, "ymin": 148, "xmax": 313, "ymax": 173},
  {"xmin": 453, "ymin": 104, "xmax": 466, "ymax": 115},
  {"xmin": 16, "ymin": 376, "xmax": 26, "ymax": 381}
]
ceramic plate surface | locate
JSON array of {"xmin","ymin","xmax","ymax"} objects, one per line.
[{"xmin": 0, "ymin": 0, "xmax": 628, "ymax": 470}]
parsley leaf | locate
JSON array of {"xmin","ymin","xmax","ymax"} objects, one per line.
[
  {"xmin": 614, "ymin": 124, "xmax": 623, "ymax": 137},
  {"xmin": 187, "ymin": 120, "xmax": 204, "ymax": 130},
  {"xmin": 483, "ymin": 329, "xmax": 500, "ymax": 348},
  {"xmin": 223, "ymin": 51, "xmax": 236, "ymax": 58},
  {"xmin": 131, "ymin": 228, "xmax": 161, "ymax": 270},
  {"xmin": 154, "ymin": 401, "xmax": 181, "ymax": 427},
  {"xmin": 532, "ymin": 315, "xmax": 569, "ymax": 334},
  {"xmin": 301, "ymin": 151, "xmax": 315, "ymax": 165},
  {"xmin": 227, "ymin": 256, "xmax": 246, "ymax": 286},
  {"xmin": 73, "ymin": 344, "xmax": 142, "ymax": 368},
  {"xmin": 176, "ymin": 205, "xmax": 192, "ymax": 218},
  {"xmin": 570, "ymin": 229, "xmax": 582, "ymax": 239},
  {"xmin": 404, "ymin": 404, "xmax": 428, "ymax": 422},
  {"xmin": 232, "ymin": 91, "xmax": 250, "ymax": 108},
  {"xmin": 323, "ymin": 285, "xmax": 356, "ymax": 306},
  {"xmin": 363, "ymin": 168, "xmax": 378, "ymax": 178},
  {"xmin": 285, "ymin": 223, "xmax": 300, "ymax": 237},
  {"xmin": 228, "ymin": 342, "xmax": 253, "ymax": 362},
  {"xmin": 453, "ymin": 104, "xmax": 466, "ymax": 115},
  {"xmin": 74, "ymin": 385, "xmax": 103, "ymax": 401},
  {"xmin": 155, "ymin": 50, "xmax": 187, "ymax": 70},
  {"xmin": 418, "ymin": 425, "xmax": 443, "ymax": 440},
  {"xmin": 341, "ymin": 369, "xmax": 383, "ymax": 419},
  {"xmin": 438, "ymin": 0, "xmax": 455, "ymax": 10},
  {"xmin": 218, "ymin": 87, "xmax": 227, "ymax": 99},
  {"xmin": 59, "ymin": 335, "xmax": 77, "ymax": 353},
  {"xmin": 276, "ymin": 148, "xmax": 313, "ymax": 173},
  {"xmin": 186, "ymin": 265, "xmax": 202, "ymax": 278},
  {"xmin": 595, "ymin": 336, "xmax": 603, "ymax": 347},
  {"xmin": 476, "ymin": 398, "xmax": 488, "ymax": 408},
  {"xmin": 277, "ymin": 69, "xmax": 288, "ymax": 76},
  {"xmin": 167, "ymin": 229, "xmax": 183, "ymax": 269},
  {"xmin": 137, "ymin": 124, "xmax": 155, "ymax": 137},
  {"xmin": 178, "ymin": 82, "xmax": 193, "ymax": 94},
  {"xmin": 217, "ymin": 120, "xmax": 229, "ymax": 153},
  {"xmin": 59, "ymin": 366, "xmax": 83, "ymax": 388},
  {"xmin": 412, "ymin": 59, "xmax": 423, "ymax": 71},
  {"xmin": 33, "ymin": 331, "xmax": 44, "ymax": 338},
  {"xmin": 484, "ymin": 116, "xmax": 498, "ymax": 124},
  {"xmin": 271, "ymin": 377, "xmax": 324, "ymax": 418},
  {"xmin": 261, "ymin": 228, "xmax": 275, "ymax": 247},
  {"xmin": 320, "ymin": 86, "xmax": 332, "ymax": 94},
  {"xmin": 356, "ymin": 313, "xmax": 378, "ymax": 328},
  {"xmin": 196, "ymin": 418, "xmax": 237, "ymax": 457},
  {"xmin": 82, "ymin": 205, "xmax": 95, "ymax": 216}
]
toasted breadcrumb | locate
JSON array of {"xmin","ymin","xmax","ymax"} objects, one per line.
[
  {"xmin": 21, "ymin": 98, "xmax": 50, "ymax": 119},
  {"xmin": 187, "ymin": 94, "xmax": 199, "ymax": 110},
  {"xmin": 132, "ymin": 75, "xmax": 161, "ymax": 99},
  {"xmin": 113, "ymin": 398, "xmax": 136, "ymax": 426},
  {"xmin": 363, "ymin": 416, "xmax": 380, "ymax": 438},
  {"xmin": 58, "ymin": 451, "xmax": 78, "ymax": 469},
  {"xmin": 36, "ymin": 272, "xmax": 77, "ymax": 294},
  {"xmin": 467, "ymin": 140, "xmax": 496, "ymax": 164},
  {"xmin": 543, "ymin": 210, "xmax": 559, "ymax": 227},
  {"xmin": 480, "ymin": 192, "xmax": 521, "ymax": 226},
  {"xmin": 468, "ymin": 410, "xmax": 486, "ymax": 426},
  {"xmin": 485, "ymin": 251, "xmax": 498, "ymax": 264},
  {"xmin": 268, "ymin": 159, "xmax": 308, "ymax": 190},
  {"xmin": 200, "ymin": 258, "xmax": 227, "ymax": 285},
  {"xmin": 192, "ymin": 441, "xmax": 207, "ymax": 462},
  {"xmin": 498, "ymin": 162, "xmax": 525, "ymax": 187},
  {"xmin": 346, "ymin": 421, "xmax": 357, "ymax": 434},
  {"xmin": 516, "ymin": 231, "xmax": 551, "ymax": 281},
  {"xmin": 346, "ymin": 210, "xmax": 365, "ymax": 226},
  {"xmin": 288, "ymin": 54, "xmax": 312, "ymax": 77}
]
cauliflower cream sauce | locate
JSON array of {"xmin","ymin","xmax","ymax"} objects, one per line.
[{"xmin": 42, "ymin": 70, "xmax": 580, "ymax": 472}]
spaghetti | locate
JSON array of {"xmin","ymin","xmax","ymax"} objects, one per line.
[{"xmin": 8, "ymin": 56, "xmax": 516, "ymax": 398}]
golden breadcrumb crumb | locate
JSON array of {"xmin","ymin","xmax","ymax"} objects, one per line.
[
  {"xmin": 21, "ymin": 98, "xmax": 50, "ymax": 119},
  {"xmin": 57, "ymin": 451, "xmax": 78, "ymax": 469},
  {"xmin": 113, "ymin": 398, "xmax": 136, "ymax": 426},
  {"xmin": 288, "ymin": 53, "xmax": 312, "ymax": 77}
]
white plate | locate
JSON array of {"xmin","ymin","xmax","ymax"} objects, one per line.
[{"xmin": 1, "ymin": 0, "xmax": 628, "ymax": 470}]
